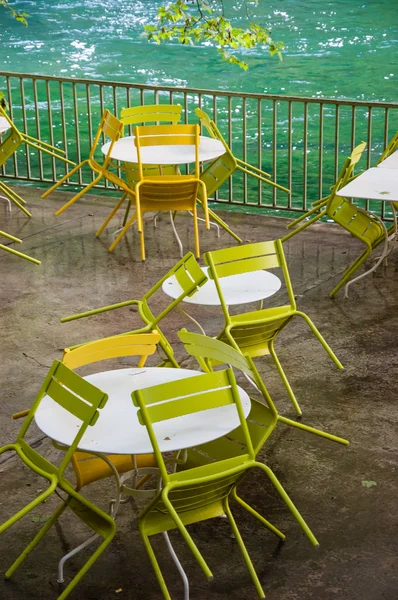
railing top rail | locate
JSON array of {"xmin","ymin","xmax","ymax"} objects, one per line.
[{"xmin": 0, "ymin": 70, "xmax": 397, "ymax": 109}]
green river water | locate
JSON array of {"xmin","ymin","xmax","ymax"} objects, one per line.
[{"xmin": 0, "ymin": 1, "xmax": 397, "ymax": 214}]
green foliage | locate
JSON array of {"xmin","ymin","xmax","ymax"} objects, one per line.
[
  {"xmin": 143, "ymin": 0, "xmax": 283, "ymax": 70},
  {"xmin": 0, "ymin": 0, "xmax": 29, "ymax": 26}
]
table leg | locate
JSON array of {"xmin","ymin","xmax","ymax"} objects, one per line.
[
  {"xmin": 57, "ymin": 453, "xmax": 122, "ymax": 584},
  {"xmin": 344, "ymin": 210, "xmax": 389, "ymax": 298},
  {"xmin": 163, "ymin": 532, "xmax": 190, "ymax": 600}
]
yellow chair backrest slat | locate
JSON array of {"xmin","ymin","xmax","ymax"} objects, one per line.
[
  {"xmin": 120, "ymin": 104, "xmax": 182, "ymax": 126},
  {"xmin": 62, "ymin": 332, "xmax": 160, "ymax": 370}
]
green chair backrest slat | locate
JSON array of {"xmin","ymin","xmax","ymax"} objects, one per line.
[
  {"xmin": 196, "ymin": 152, "xmax": 237, "ymax": 199},
  {"xmin": 205, "ymin": 240, "xmax": 277, "ymax": 265},
  {"xmin": 141, "ymin": 252, "xmax": 207, "ymax": 325},
  {"xmin": 16, "ymin": 360, "xmax": 109, "ymax": 479},
  {"xmin": 212, "ymin": 254, "xmax": 281, "ymax": 279},
  {"xmin": 178, "ymin": 330, "xmax": 253, "ymax": 376}
]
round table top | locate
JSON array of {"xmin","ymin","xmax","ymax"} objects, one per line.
[
  {"xmin": 0, "ymin": 116, "xmax": 11, "ymax": 135},
  {"xmin": 336, "ymin": 167, "xmax": 398, "ymax": 202},
  {"xmin": 35, "ymin": 367, "xmax": 251, "ymax": 455},
  {"xmin": 378, "ymin": 150, "xmax": 398, "ymax": 170},
  {"xmin": 162, "ymin": 266, "xmax": 281, "ymax": 306},
  {"xmin": 101, "ymin": 135, "xmax": 225, "ymax": 165}
]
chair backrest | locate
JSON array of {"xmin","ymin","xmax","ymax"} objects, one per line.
[
  {"xmin": 326, "ymin": 141, "xmax": 366, "ymax": 203},
  {"xmin": 120, "ymin": 104, "xmax": 182, "ymax": 128},
  {"xmin": 0, "ymin": 107, "xmax": 23, "ymax": 167},
  {"xmin": 134, "ymin": 123, "xmax": 200, "ymax": 180},
  {"xmin": 17, "ymin": 361, "xmax": 108, "ymax": 478},
  {"xmin": 177, "ymin": 329, "xmax": 278, "ymax": 456},
  {"xmin": 377, "ymin": 130, "xmax": 398, "ymax": 164},
  {"xmin": 195, "ymin": 107, "xmax": 228, "ymax": 148},
  {"xmin": 196, "ymin": 152, "xmax": 237, "ymax": 200},
  {"xmin": 132, "ymin": 368, "xmax": 255, "ymax": 486},
  {"xmin": 62, "ymin": 332, "xmax": 160, "ymax": 370},
  {"xmin": 90, "ymin": 109, "xmax": 123, "ymax": 165},
  {"xmin": 203, "ymin": 239, "xmax": 296, "ymax": 317},
  {"xmin": 140, "ymin": 252, "xmax": 208, "ymax": 326}
]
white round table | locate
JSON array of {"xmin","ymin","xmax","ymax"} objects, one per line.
[
  {"xmin": 162, "ymin": 266, "xmax": 281, "ymax": 307},
  {"xmin": 378, "ymin": 150, "xmax": 398, "ymax": 169},
  {"xmin": 0, "ymin": 116, "xmax": 11, "ymax": 135},
  {"xmin": 35, "ymin": 367, "xmax": 251, "ymax": 455},
  {"xmin": 101, "ymin": 135, "xmax": 225, "ymax": 165}
]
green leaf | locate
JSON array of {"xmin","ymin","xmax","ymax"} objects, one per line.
[{"xmin": 362, "ymin": 480, "xmax": 377, "ymax": 488}]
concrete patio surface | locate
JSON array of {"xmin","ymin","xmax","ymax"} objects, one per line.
[{"xmin": 0, "ymin": 186, "xmax": 397, "ymax": 600}]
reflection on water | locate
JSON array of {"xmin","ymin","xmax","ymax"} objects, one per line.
[{"xmin": 0, "ymin": 0, "xmax": 396, "ymax": 101}]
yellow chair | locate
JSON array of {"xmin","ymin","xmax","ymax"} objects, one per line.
[
  {"xmin": 195, "ymin": 107, "xmax": 290, "ymax": 194},
  {"xmin": 42, "ymin": 110, "xmax": 135, "ymax": 217},
  {"xmin": 0, "ymin": 104, "xmax": 74, "ymax": 169},
  {"xmin": 118, "ymin": 104, "xmax": 183, "ymax": 227},
  {"xmin": 97, "ymin": 123, "xmax": 209, "ymax": 259},
  {"xmin": 0, "ymin": 229, "xmax": 40, "ymax": 264},
  {"xmin": 203, "ymin": 240, "xmax": 343, "ymax": 416},
  {"xmin": 377, "ymin": 130, "xmax": 398, "ymax": 165},
  {"xmin": 0, "ymin": 125, "xmax": 32, "ymax": 217}
]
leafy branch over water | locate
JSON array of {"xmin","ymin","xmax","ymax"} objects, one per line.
[
  {"xmin": 0, "ymin": 0, "xmax": 28, "ymax": 25},
  {"xmin": 143, "ymin": 0, "xmax": 283, "ymax": 70}
]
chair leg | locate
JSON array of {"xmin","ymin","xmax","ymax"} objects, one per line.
[
  {"xmin": 162, "ymin": 494, "xmax": 213, "ymax": 580},
  {"xmin": 0, "ymin": 243, "xmax": 40, "ymax": 265},
  {"xmin": 223, "ymin": 495, "xmax": 266, "ymax": 599},
  {"xmin": 5, "ymin": 501, "xmax": 68, "ymax": 579},
  {"xmin": 0, "ymin": 182, "xmax": 26, "ymax": 204},
  {"xmin": 232, "ymin": 488, "xmax": 285, "ymax": 540},
  {"xmin": 55, "ymin": 176, "xmax": 103, "ymax": 217},
  {"xmin": 41, "ymin": 160, "xmax": 88, "ymax": 198},
  {"xmin": 0, "ymin": 475, "xmax": 57, "ymax": 536},
  {"xmin": 108, "ymin": 211, "xmax": 138, "ymax": 253},
  {"xmin": 329, "ymin": 247, "xmax": 371, "ymax": 298},
  {"xmin": 57, "ymin": 530, "xmax": 116, "ymax": 600},
  {"xmin": 255, "ymin": 462, "xmax": 319, "ymax": 547},
  {"xmin": 278, "ymin": 415, "xmax": 349, "ymax": 445},
  {"xmin": 122, "ymin": 196, "xmax": 132, "ymax": 227},
  {"xmin": 281, "ymin": 210, "xmax": 324, "ymax": 242},
  {"xmin": 139, "ymin": 221, "xmax": 146, "ymax": 261},
  {"xmin": 139, "ymin": 525, "xmax": 173, "ymax": 600},
  {"xmin": 295, "ymin": 312, "xmax": 343, "ymax": 369},
  {"xmin": 192, "ymin": 205, "xmax": 200, "ymax": 259},
  {"xmin": 96, "ymin": 193, "xmax": 127, "ymax": 237},
  {"xmin": 269, "ymin": 340, "xmax": 302, "ymax": 416},
  {"xmin": 0, "ymin": 182, "xmax": 31, "ymax": 217},
  {"xmin": 206, "ymin": 206, "xmax": 242, "ymax": 243}
]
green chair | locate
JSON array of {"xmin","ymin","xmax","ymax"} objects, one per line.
[
  {"xmin": 282, "ymin": 142, "xmax": 367, "ymax": 237},
  {"xmin": 60, "ymin": 251, "xmax": 208, "ymax": 368},
  {"xmin": 203, "ymin": 240, "xmax": 343, "ymax": 416},
  {"xmin": 376, "ymin": 130, "xmax": 398, "ymax": 165},
  {"xmin": 0, "ymin": 360, "xmax": 116, "ymax": 600},
  {"xmin": 178, "ymin": 330, "xmax": 349, "ymax": 463},
  {"xmin": 132, "ymin": 368, "xmax": 319, "ymax": 600},
  {"xmin": 282, "ymin": 143, "xmax": 385, "ymax": 297}
]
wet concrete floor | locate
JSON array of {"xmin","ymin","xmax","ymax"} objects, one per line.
[{"xmin": 0, "ymin": 187, "xmax": 397, "ymax": 600}]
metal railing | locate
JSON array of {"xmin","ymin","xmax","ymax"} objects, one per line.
[{"xmin": 1, "ymin": 71, "xmax": 397, "ymax": 218}]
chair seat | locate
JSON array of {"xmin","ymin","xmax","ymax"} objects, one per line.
[
  {"xmin": 230, "ymin": 305, "xmax": 294, "ymax": 325},
  {"xmin": 218, "ymin": 306, "xmax": 294, "ymax": 357},
  {"xmin": 73, "ymin": 451, "xmax": 157, "ymax": 488}
]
